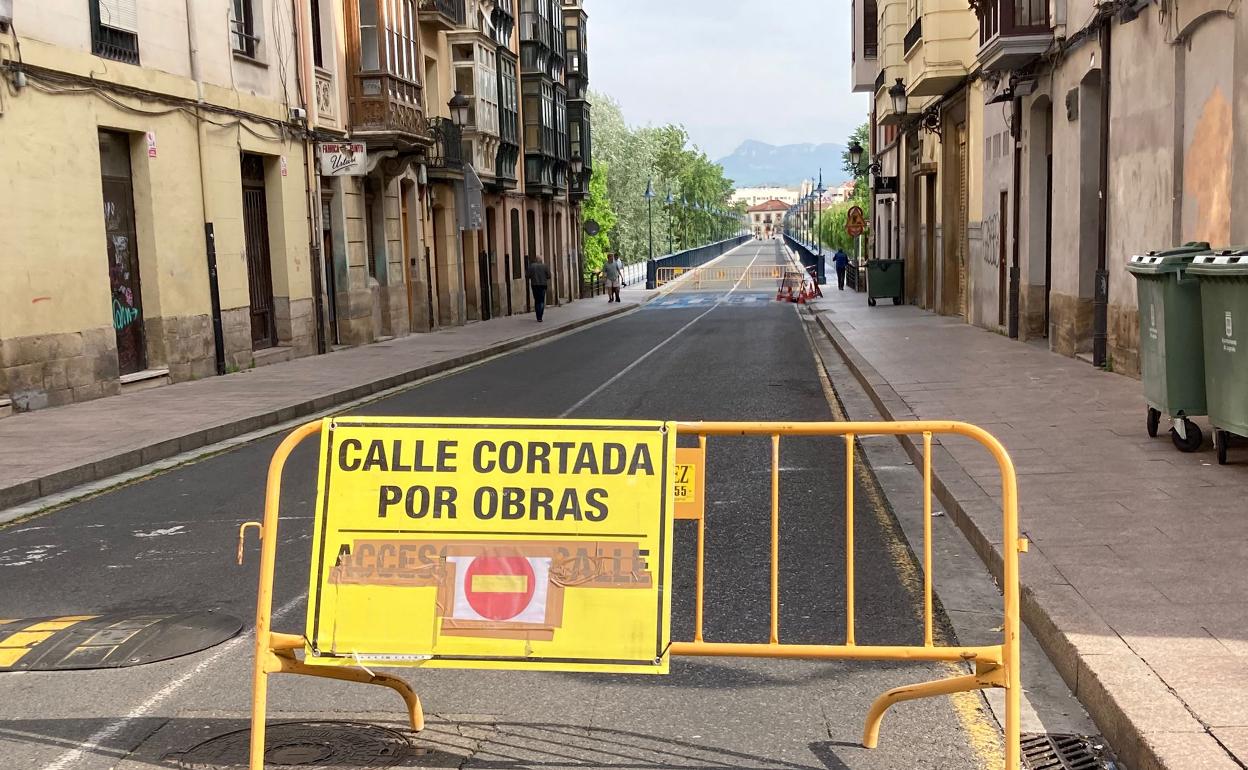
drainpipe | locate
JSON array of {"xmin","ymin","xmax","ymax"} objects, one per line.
[
  {"xmin": 184, "ymin": 0, "xmax": 226, "ymax": 376},
  {"xmin": 1092, "ymin": 20, "xmax": 1111, "ymax": 367},
  {"xmin": 292, "ymin": 0, "xmax": 329, "ymax": 354},
  {"xmin": 1009, "ymin": 94, "xmax": 1022, "ymax": 339}
]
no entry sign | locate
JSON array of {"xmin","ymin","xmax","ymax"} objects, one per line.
[{"xmin": 304, "ymin": 417, "xmax": 675, "ymax": 673}]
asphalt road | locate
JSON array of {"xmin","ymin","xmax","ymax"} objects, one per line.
[{"xmin": 0, "ymin": 240, "xmax": 1000, "ymax": 769}]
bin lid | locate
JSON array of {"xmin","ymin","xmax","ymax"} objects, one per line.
[
  {"xmin": 1187, "ymin": 249, "xmax": 1248, "ymax": 277},
  {"xmin": 1126, "ymin": 242, "xmax": 1212, "ymax": 275}
]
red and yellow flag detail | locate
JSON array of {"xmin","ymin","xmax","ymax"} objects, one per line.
[{"xmin": 305, "ymin": 417, "xmax": 675, "ymax": 674}]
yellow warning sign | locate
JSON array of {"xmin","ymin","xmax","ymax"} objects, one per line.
[
  {"xmin": 304, "ymin": 416, "xmax": 675, "ymax": 674},
  {"xmin": 673, "ymin": 446, "xmax": 704, "ymax": 520}
]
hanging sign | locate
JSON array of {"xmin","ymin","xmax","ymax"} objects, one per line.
[{"xmin": 318, "ymin": 142, "xmax": 368, "ymax": 176}]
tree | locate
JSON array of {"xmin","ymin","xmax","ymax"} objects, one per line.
[
  {"xmin": 589, "ymin": 90, "xmax": 738, "ymax": 264},
  {"xmin": 581, "ymin": 162, "xmax": 617, "ymax": 275}
]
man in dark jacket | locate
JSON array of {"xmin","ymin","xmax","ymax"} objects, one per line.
[
  {"xmin": 526, "ymin": 256, "xmax": 551, "ymax": 322},
  {"xmin": 832, "ymin": 248, "xmax": 851, "ymax": 291}
]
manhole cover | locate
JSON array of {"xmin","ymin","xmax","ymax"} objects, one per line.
[
  {"xmin": 1022, "ymin": 733, "xmax": 1118, "ymax": 769},
  {"xmin": 170, "ymin": 722, "xmax": 416, "ymax": 769}
]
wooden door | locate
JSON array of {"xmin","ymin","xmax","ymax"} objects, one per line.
[
  {"xmin": 99, "ymin": 130, "xmax": 146, "ymax": 375},
  {"xmin": 241, "ymin": 154, "xmax": 276, "ymax": 349}
]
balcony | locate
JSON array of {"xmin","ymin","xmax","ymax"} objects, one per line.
[
  {"xmin": 851, "ymin": 0, "xmax": 879, "ymax": 92},
  {"xmin": 975, "ymin": 0, "xmax": 1051, "ymax": 72},
  {"xmin": 348, "ymin": 73, "xmax": 427, "ymax": 143},
  {"xmin": 903, "ymin": 0, "xmax": 978, "ymax": 96},
  {"xmin": 420, "ymin": 0, "xmax": 466, "ymax": 30}
]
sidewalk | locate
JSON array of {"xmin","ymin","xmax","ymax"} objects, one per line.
[
  {"xmin": 809, "ymin": 287, "xmax": 1248, "ymax": 770},
  {"xmin": 0, "ymin": 290, "xmax": 650, "ymax": 514}
]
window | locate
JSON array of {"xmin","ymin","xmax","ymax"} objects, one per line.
[
  {"xmin": 863, "ymin": 0, "xmax": 878, "ymax": 57},
  {"xmin": 231, "ymin": 0, "xmax": 258, "ymax": 58},
  {"xmin": 311, "ymin": 0, "xmax": 324, "ymax": 67},
  {"xmin": 359, "ymin": 0, "xmax": 380, "ymax": 70},
  {"xmin": 91, "ymin": 0, "xmax": 140, "ymax": 64}
]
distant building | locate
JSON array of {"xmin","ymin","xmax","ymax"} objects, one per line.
[
  {"xmin": 731, "ymin": 186, "xmax": 802, "ymax": 207},
  {"xmin": 747, "ymin": 200, "xmax": 790, "ymax": 239},
  {"xmin": 829, "ymin": 181, "xmax": 858, "ymax": 204}
]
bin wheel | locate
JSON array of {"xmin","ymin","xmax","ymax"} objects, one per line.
[
  {"xmin": 893, "ymin": 296, "xmax": 903, "ymax": 305},
  {"xmin": 1216, "ymin": 429, "xmax": 1230, "ymax": 465},
  {"xmin": 1170, "ymin": 419, "xmax": 1204, "ymax": 452},
  {"xmin": 1146, "ymin": 407, "xmax": 1161, "ymax": 438},
  {"xmin": 868, "ymin": 297, "xmax": 877, "ymax": 307}
]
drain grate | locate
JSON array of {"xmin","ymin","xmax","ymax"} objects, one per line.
[
  {"xmin": 169, "ymin": 721, "xmax": 421, "ymax": 769},
  {"xmin": 1022, "ymin": 733, "xmax": 1118, "ymax": 770}
]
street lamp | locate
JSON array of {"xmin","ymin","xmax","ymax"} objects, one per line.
[
  {"xmin": 448, "ymin": 90, "xmax": 470, "ymax": 127},
  {"xmin": 889, "ymin": 78, "xmax": 909, "ymax": 116},
  {"xmin": 570, "ymin": 152, "xmax": 584, "ymax": 180},
  {"xmin": 814, "ymin": 169, "xmax": 826, "ymax": 256},
  {"xmin": 644, "ymin": 178, "xmax": 656, "ymax": 260},
  {"xmin": 665, "ymin": 190, "xmax": 674, "ymax": 254},
  {"xmin": 848, "ymin": 140, "xmax": 864, "ymax": 169}
]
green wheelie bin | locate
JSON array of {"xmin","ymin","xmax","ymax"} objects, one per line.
[
  {"xmin": 1126, "ymin": 243, "xmax": 1211, "ymax": 451},
  {"xmin": 1188, "ymin": 250, "xmax": 1248, "ymax": 464},
  {"xmin": 866, "ymin": 259, "xmax": 904, "ymax": 306}
]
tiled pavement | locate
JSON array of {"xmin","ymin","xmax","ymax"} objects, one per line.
[{"xmin": 809, "ymin": 285, "xmax": 1248, "ymax": 770}]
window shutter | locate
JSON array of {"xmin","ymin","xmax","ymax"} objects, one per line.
[{"xmin": 97, "ymin": 0, "xmax": 138, "ymax": 32}]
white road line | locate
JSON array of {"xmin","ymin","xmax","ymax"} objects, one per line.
[
  {"xmin": 560, "ymin": 246, "xmax": 762, "ymax": 418},
  {"xmin": 41, "ymin": 594, "xmax": 306, "ymax": 770}
]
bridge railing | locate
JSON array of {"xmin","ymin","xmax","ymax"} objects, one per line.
[{"xmin": 645, "ymin": 235, "xmax": 752, "ymax": 289}]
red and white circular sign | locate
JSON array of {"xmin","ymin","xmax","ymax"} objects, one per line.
[{"xmin": 462, "ymin": 555, "xmax": 537, "ymax": 621}]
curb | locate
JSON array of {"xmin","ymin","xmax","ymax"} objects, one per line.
[
  {"xmin": 0, "ymin": 303, "xmax": 637, "ymax": 512},
  {"xmin": 808, "ymin": 307, "xmax": 1231, "ymax": 770}
]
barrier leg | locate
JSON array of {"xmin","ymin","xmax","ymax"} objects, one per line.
[
  {"xmin": 862, "ymin": 663, "xmax": 1005, "ymax": 749},
  {"xmin": 272, "ymin": 651, "xmax": 425, "ymax": 731}
]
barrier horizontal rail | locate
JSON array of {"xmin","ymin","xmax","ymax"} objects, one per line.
[
  {"xmin": 655, "ymin": 264, "xmax": 800, "ymax": 288},
  {"xmin": 239, "ymin": 417, "xmax": 1025, "ymax": 769}
]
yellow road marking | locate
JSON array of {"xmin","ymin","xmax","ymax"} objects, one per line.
[
  {"xmin": 0, "ymin": 630, "xmax": 55, "ymax": 648},
  {"xmin": 0, "ymin": 615, "xmax": 98, "ymax": 668},
  {"xmin": 0, "ymin": 648, "xmax": 30, "ymax": 667}
]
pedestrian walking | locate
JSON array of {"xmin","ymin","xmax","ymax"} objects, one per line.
[
  {"xmin": 526, "ymin": 255, "xmax": 551, "ymax": 322},
  {"xmin": 603, "ymin": 253, "xmax": 623, "ymax": 303},
  {"xmin": 833, "ymin": 248, "xmax": 851, "ymax": 291}
]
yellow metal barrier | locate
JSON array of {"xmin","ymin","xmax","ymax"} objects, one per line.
[
  {"xmin": 239, "ymin": 418, "xmax": 1024, "ymax": 770},
  {"xmin": 655, "ymin": 264, "xmax": 791, "ymax": 288}
]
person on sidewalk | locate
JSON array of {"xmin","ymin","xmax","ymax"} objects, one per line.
[
  {"xmin": 603, "ymin": 253, "xmax": 623, "ymax": 303},
  {"xmin": 832, "ymin": 248, "xmax": 850, "ymax": 291},
  {"xmin": 526, "ymin": 255, "xmax": 551, "ymax": 322}
]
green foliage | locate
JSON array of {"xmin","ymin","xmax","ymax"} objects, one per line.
[
  {"xmin": 590, "ymin": 91, "xmax": 740, "ymax": 263},
  {"xmin": 818, "ymin": 122, "xmax": 873, "ymax": 256},
  {"xmin": 581, "ymin": 162, "xmax": 616, "ymax": 275}
]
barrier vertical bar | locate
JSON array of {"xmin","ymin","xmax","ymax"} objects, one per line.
[
  {"xmin": 1002, "ymin": 457, "xmax": 1022, "ymax": 769},
  {"xmin": 769, "ymin": 434, "xmax": 780, "ymax": 644},
  {"xmin": 695, "ymin": 434, "xmax": 707, "ymax": 643},
  {"xmin": 923, "ymin": 431, "xmax": 934, "ymax": 648},
  {"xmin": 249, "ymin": 420, "xmax": 321, "ymax": 770},
  {"xmin": 844, "ymin": 433, "xmax": 856, "ymax": 646}
]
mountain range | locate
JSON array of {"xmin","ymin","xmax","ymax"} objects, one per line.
[{"xmin": 716, "ymin": 139, "xmax": 848, "ymax": 188}]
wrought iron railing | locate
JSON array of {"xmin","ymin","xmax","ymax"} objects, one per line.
[
  {"xmin": 904, "ymin": 17, "xmax": 923, "ymax": 53},
  {"xmin": 427, "ymin": 117, "xmax": 464, "ymax": 169},
  {"xmin": 419, "ymin": 0, "xmax": 466, "ymax": 25},
  {"xmin": 92, "ymin": 25, "xmax": 140, "ymax": 65}
]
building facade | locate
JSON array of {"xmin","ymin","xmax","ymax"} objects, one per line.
[
  {"xmin": 0, "ymin": 0, "xmax": 591, "ymax": 414},
  {"xmin": 747, "ymin": 199, "xmax": 789, "ymax": 239},
  {"xmin": 849, "ymin": 0, "xmax": 1241, "ymax": 376}
]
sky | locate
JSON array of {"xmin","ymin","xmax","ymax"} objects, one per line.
[{"xmin": 585, "ymin": 0, "xmax": 869, "ymax": 161}]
